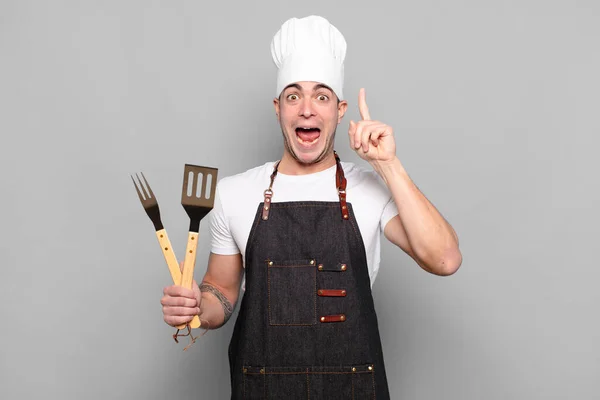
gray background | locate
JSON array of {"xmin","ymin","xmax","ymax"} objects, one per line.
[{"xmin": 1, "ymin": 0, "xmax": 598, "ymax": 399}]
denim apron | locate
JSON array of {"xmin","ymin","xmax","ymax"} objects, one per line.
[{"xmin": 228, "ymin": 153, "xmax": 390, "ymax": 399}]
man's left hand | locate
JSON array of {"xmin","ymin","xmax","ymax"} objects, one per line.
[{"xmin": 348, "ymin": 88, "xmax": 396, "ymax": 164}]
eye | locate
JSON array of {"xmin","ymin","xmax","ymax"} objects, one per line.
[
  {"xmin": 317, "ymin": 94, "xmax": 329, "ymax": 101},
  {"xmin": 287, "ymin": 94, "xmax": 299, "ymax": 101}
]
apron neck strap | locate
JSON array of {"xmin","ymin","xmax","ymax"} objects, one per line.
[
  {"xmin": 262, "ymin": 151, "xmax": 349, "ymax": 221},
  {"xmin": 334, "ymin": 151, "xmax": 349, "ymax": 220}
]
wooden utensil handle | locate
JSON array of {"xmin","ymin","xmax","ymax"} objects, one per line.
[
  {"xmin": 155, "ymin": 229, "xmax": 180, "ymax": 283},
  {"xmin": 180, "ymin": 231, "xmax": 199, "ymax": 288},
  {"xmin": 176, "ymin": 231, "xmax": 200, "ymax": 329},
  {"xmin": 155, "ymin": 229, "xmax": 200, "ymax": 329}
]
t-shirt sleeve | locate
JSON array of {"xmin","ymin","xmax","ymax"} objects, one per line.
[
  {"xmin": 380, "ymin": 196, "xmax": 399, "ymax": 232},
  {"xmin": 368, "ymin": 169, "xmax": 398, "ymax": 233},
  {"xmin": 209, "ymin": 185, "xmax": 240, "ymax": 255}
]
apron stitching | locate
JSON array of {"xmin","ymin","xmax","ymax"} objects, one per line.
[
  {"xmin": 267, "ymin": 260, "xmax": 271, "ymax": 327},
  {"xmin": 352, "ymin": 370, "xmax": 355, "ymax": 400},
  {"xmin": 348, "ymin": 205, "xmax": 363, "ymax": 242},
  {"xmin": 255, "ymin": 371, "xmax": 369, "ymax": 375},
  {"xmin": 267, "ymin": 204, "xmax": 339, "ymax": 208},
  {"xmin": 372, "ymin": 369, "xmax": 376, "ymax": 400},
  {"xmin": 269, "ymin": 264, "xmax": 314, "ymax": 267},
  {"xmin": 246, "ymin": 206, "xmax": 264, "ymax": 254},
  {"xmin": 306, "ymin": 368, "xmax": 310, "ymax": 400},
  {"xmin": 314, "ymin": 264, "xmax": 317, "ymax": 325}
]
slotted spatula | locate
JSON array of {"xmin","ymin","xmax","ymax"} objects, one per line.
[{"xmin": 178, "ymin": 164, "xmax": 218, "ymax": 329}]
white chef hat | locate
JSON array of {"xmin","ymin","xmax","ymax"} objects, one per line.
[{"xmin": 271, "ymin": 15, "xmax": 347, "ymax": 100}]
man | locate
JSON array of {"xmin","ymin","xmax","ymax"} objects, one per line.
[{"xmin": 161, "ymin": 15, "xmax": 461, "ymax": 399}]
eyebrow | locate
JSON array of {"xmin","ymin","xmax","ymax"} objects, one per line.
[
  {"xmin": 313, "ymin": 83, "xmax": 334, "ymax": 93},
  {"xmin": 283, "ymin": 83, "xmax": 303, "ymax": 93}
]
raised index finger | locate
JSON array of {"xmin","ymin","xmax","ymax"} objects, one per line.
[{"xmin": 358, "ymin": 88, "xmax": 371, "ymax": 121}]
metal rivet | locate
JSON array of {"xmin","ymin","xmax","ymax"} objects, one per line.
[
  {"xmin": 263, "ymin": 216, "xmax": 267, "ymax": 220},
  {"xmin": 318, "ymin": 264, "xmax": 323, "ymax": 271},
  {"xmin": 368, "ymin": 366, "xmax": 373, "ymax": 371},
  {"xmin": 265, "ymin": 206, "xmax": 269, "ymax": 210},
  {"xmin": 191, "ymin": 236, "xmax": 195, "ymax": 240},
  {"xmin": 310, "ymin": 260, "xmax": 315, "ymax": 265},
  {"xmin": 160, "ymin": 234, "xmax": 164, "ymax": 238},
  {"xmin": 352, "ymin": 367, "xmax": 356, "ymax": 372},
  {"xmin": 189, "ymin": 250, "xmax": 193, "ymax": 253},
  {"xmin": 342, "ymin": 206, "xmax": 347, "ymax": 210},
  {"xmin": 340, "ymin": 315, "xmax": 346, "ymax": 321},
  {"xmin": 243, "ymin": 368, "xmax": 248, "ymax": 373},
  {"xmin": 266, "ymin": 198, "xmax": 270, "ymax": 202},
  {"xmin": 343, "ymin": 215, "xmax": 348, "ymax": 219},
  {"xmin": 341, "ymin": 290, "xmax": 346, "ymax": 295},
  {"xmin": 341, "ymin": 264, "xmax": 347, "ymax": 271},
  {"xmin": 320, "ymin": 317, "xmax": 325, "ymax": 322},
  {"xmin": 318, "ymin": 290, "xmax": 323, "ymax": 295},
  {"xmin": 260, "ymin": 368, "xmax": 265, "ymax": 374},
  {"xmin": 164, "ymin": 247, "xmax": 168, "ymax": 250},
  {"xmin": 268, "ymin": 261, "xmax": 273, "ymax": 266}
]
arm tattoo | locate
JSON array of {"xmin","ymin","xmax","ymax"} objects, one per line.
[{"xmin": 200, "ymin": 283, "xmax": 234, "ymax": 323}]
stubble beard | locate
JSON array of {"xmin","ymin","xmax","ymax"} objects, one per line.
[{"xmin": 281, "ymin": 125, "xmax": 336, "ymax": 166}]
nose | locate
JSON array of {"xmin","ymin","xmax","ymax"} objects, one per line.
[{"xmin": 298, "ymin": 97, "xmax": 316, "ymax": 118}]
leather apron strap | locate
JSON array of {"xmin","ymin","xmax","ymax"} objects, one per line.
[{"xmin": 262, "ymin": 151, "xmax": 349, "ymax": 221}]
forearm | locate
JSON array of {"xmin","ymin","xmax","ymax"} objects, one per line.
[
  {"xmin": 198, "ymin": 282, "xmax": 237, "ymax": 330},
  {"xmin": 372, "ymin": 157, "xmax": 461, "ymax": 273}
]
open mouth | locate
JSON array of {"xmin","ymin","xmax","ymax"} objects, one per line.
[{"xmin": 295, "ymin": 127, "xmax": 321, "ymax": 145}]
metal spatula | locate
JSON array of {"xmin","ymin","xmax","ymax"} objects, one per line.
[{"xmin": 178, "ymin": 164, "xmax": 218, "ymax": 328}]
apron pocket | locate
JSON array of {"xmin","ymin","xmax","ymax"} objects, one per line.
[
  {"xmin": 267, "ymin": 259, "xmax": 317, "ymax": 326},
  {"xmin": 309, "ymin": 365, "xmax": 375, "ymax": 399},
  {"xmin": 350, "ymin": 365, "xmax": 376, "ymax": 399},
  {"xmin": 243, "ymin": 367, "xmax": 266, "ymax": 399},
  {"xmin": 242, "ymin": 365, "xmax": 375, "ymax": 399}
]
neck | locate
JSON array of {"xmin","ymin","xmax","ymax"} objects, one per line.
[{"xmin": 277, "ymin": 151, "xmax": 337, "ymax": 175}]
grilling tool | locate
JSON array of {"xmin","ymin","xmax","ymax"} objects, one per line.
[
  {"xmin": 178, "ymin": 164, "xmax": 218, "ymax": 329},
  {"xmin": 131, "ymin": 172, "xmax": 200, "ymax": 329}
]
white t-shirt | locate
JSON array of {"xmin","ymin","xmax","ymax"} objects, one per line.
[{"xmin": 209, "ymin": 161, "xmax": 398, "ymax": 286}]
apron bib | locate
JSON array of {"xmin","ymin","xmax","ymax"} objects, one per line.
[{"xmin": 228, "ymin": 153, "xmax": 390, "ymax": 399}]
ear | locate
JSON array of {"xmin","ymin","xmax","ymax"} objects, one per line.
[
  {"xmin": 273, "ymin": 97, "xmax": 280, "ymax": 121},
  {"xmin": 336, "ymin": 100, "xmax": 348, "ymax": 124}
]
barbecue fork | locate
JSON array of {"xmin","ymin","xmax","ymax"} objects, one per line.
[{"xmin": 131, "ymin": 172, "xmax": 201, "ymax": 329}]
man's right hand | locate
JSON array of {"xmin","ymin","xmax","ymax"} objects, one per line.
[
  {"xmin": 161, "ymin": 279, "xmax": 201, "ymax": 327},
  {"xmin": 160, "ymin": 252, "xmax": 244, "ymax": 330}
]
